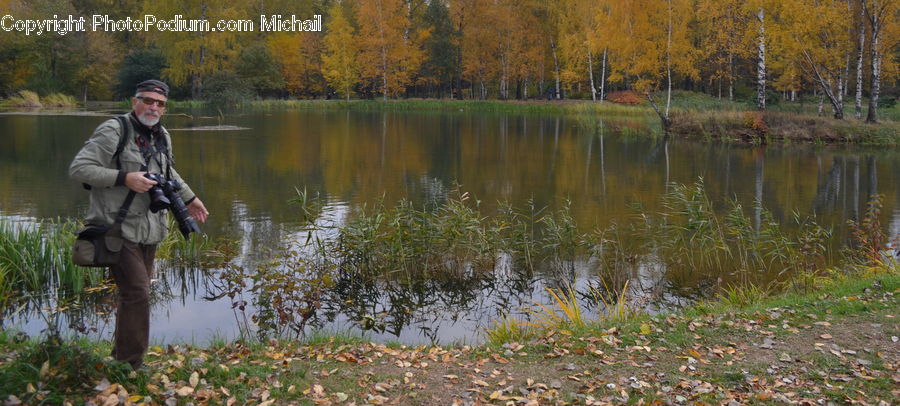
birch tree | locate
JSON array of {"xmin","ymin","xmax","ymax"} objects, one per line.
[
  {"xmin": 753, "ymin": 4, "xmax": 767, "ymax": 110},
  {"xmin": 861, "ymin": 0, "xmax": 898, "ymax": 123},
  {"xmin": 854, "ymin": 0, "xmax": 866, "ymax": 119},
  {"xmin": 357, "ymin": 0, "xmax": 425, "ymax": 100},
  {"xmin": 604, "ymin": 0, "xmax": 697, "ymax": 128},
  {"xmin": 697, "ymin": 0, "xmax": 750, "ymax": 101},
  {"xmin": 558, "ymin": 0, "xmax": 600, "ymax": 100},
  {"xmin": 783, "ymin": 0, "xmax": 853, "ymax": 119},
  {"xmin": 322, "ymin": 2, "xmax": 359, "ymax": 101}
]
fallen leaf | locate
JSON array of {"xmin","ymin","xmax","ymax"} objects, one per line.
[
  {"xmin": 175, "ymin": 386, "xmax": 194, "ymax": 397},
  {"xmin": 189, "ymin": 371, "xmax": 199, "ymax": 388},
  {"xmin": 94, "ymin": 379, "xmax": 111, "ymax": 392}
]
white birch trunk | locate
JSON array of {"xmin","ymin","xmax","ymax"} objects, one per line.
[
  {"xmin": 588, "ymin": 48, "xmax": 596, "ymax": 101},
  {"xmin": 729, "ymin": 53, "xmax": 734, "ymax": 101},
  {"xmin": 600, "ymin": 49, "xmax": 607, "ymax": 103},
  {"xmin": 550, "ymin": 37, "xmax": 561, "ymax": 99},
  {"xmin": 855, "ymin": 1, "xmax": 865, "ymax": 119},
  {"xmin": 756, "ymin": 7, "xmax": 767, "ymax": 111},
  {"xmin": 665, "ymin": 0, "xmax": 673, "ymax": 120},
  {"xmin": 864, "ymin": 0, "xmax": 882, "ymax": 123}
]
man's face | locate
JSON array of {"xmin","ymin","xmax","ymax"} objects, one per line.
[{"xmin": 131, "ymin": 91, "xmax": 167, "ymax": 127}]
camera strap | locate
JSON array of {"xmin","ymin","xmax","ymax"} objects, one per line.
[{"xmin": 114, "ymin": 162, "xmax": 146, "ymax": 225}]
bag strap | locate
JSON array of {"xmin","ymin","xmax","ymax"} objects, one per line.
[
  {"xmin": 113, "ymin": 115, "xmax": 131, "ymax": 170},
  {"xmin": 112, "ymin": 115, "xmax": 141, "ymax": 224},
  {"xmin": 114, "ymin": 189, "xmax": 137, "ymax": 224},
  {"xmin": 82, "ymin": 116, "xmax": 133, "ymax": 191}
]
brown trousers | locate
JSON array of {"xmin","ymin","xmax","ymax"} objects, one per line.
[{"xmin": 109, "ymin": 241, "xmax": 156, "ymax": 369}]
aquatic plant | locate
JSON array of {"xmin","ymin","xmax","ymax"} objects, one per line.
[
  {"xmin": 215, "ymin": 180, "xmax": 884, "ymax": 342},
  {"xmin": 0, "ymin": 219, "xmax": 106, "ymax": 316}
]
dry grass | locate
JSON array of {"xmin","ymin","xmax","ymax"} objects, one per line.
[
  {"xmin": 669, "ymin": 110, "xmax": 900, "ymax": 144},
  {"xmin": 4, "ymin": 90, "xmax": 42, "ymax": 108}
]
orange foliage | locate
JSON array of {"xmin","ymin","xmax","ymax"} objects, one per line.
[
  {"xmin": 356, "ymin": 0, "xmax": 425, "ymax": 99},
  {"xmin": 607, "ymin": 91, "xmax": 645, "ymax": 105},
  {"xmin": 269, "ymin": 32, "xmax": 324, "ymax": 97}
]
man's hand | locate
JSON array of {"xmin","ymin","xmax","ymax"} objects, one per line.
[
  {"xmin": 124, "ymin": 172, "xmax": 157, "ymax": 193},
  {"xmin": 187, "ymin": 198, "xmax": 209, "ymax": 223}
]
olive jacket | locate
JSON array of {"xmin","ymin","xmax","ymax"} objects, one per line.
[{"xmin": 69, "ymin": 114, "xmax": 195, "ymax": 245}]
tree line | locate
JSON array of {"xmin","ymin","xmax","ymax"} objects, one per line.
[{"xmin": 0, "ymin": 0, "xmax": 897, "ymax": 122}]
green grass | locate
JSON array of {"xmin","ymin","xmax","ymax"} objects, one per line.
[
  {"xmin": 1, "ymin": 263, "xmax": 895, "ymax": 404},
  {"xmin": 0, "ymin": 333, "xmax": 135, "ymax": 405},
  {"xmin": 0, "ymin": 219, "xmax": 107, "ymax": 314}
]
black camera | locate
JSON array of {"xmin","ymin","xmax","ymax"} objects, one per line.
[{"xmin": 143, "ymin": 173, "xmax": 201, "ymax": 239}]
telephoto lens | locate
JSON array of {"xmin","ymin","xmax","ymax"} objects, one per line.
[
  {"xmin": 162, "ymin": 179, "xmax": 202, "ymax": 239},
  {"xmin": 142, "ymin": 173, "xmax": 170, "ymax": 212}
]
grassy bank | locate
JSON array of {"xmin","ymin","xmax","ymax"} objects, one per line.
[
  {"xmin": 2, "ymin": 260, "xmax": 896, "ymax": 405},
  {"xmin": 1, "ymin": 184, "xmax": 897, "ymax": 404},
  {"xmin": 0, "ymin": 91, "xmax": 79, "ymax": 108},
  {"xmin": 0, "ymin": 217, "xmax": 216, "ymax": 325},
  {"xmin": 204, "ymin": 93, "xmax": 897, "ymax": 145},
  {"xmin": 669, "ymin": 110, "xmax": 900, "ymax": 145}
]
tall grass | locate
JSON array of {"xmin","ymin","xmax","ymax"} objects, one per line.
[
  {"xmin": 1, "ymin": 91, "xmax": 79, "ymax": 108},
  {"xmin": 155, "ymin": 216, "xmax": 212, "ymax": 265},
  {"xmin": 0, "ymin": 219, "xmax": 106, "ymax": 316},
  {"xmin": 3, "ymin": 90, "xmax": 42, "ymax": 108},
  {"xmin": 217, "ymin": 180, "xmax": 877, "ymax": 341},
  {"xmin": 282, "ymin": 180, "xmax": 846, "ymax": 292},
  {"xmin": 42, "ymin": 93, "xmax": 78, "ymax": 107}
]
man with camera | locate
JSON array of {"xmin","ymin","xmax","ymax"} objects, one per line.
[{"xmin": 69, "ymin": 79, "xmax": 208, "ymax": 369}]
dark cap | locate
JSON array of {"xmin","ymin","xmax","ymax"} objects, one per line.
[{"xmin": 136, "ymin": 79, "xmax": 169, "ymax": 97}]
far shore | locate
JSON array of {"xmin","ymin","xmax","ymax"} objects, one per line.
[{"xmin": 3, "ymin": 96, "xmax": 898, "ymax": 145}]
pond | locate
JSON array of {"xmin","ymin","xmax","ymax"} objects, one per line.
[{"xmin": 1, "ymin": 108, "xmax": 898, "ymax": 345}]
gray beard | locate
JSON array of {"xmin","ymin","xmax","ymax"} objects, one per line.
[{"xmin": 137, "ymin": 113, "xmax": 159, "ymax": 127}]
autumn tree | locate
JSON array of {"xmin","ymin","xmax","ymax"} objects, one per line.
[
  {"xmin": 269, "ymin": 32, "xmax": 325, "ymax": 97},
  {"xmin": 322, "ymin": 1, "xmax": 360, "ymax": 101},
  {"xmin": 781, "ymin": 0, "xmax": 854, "ymax": 118},
  {"xmin": 557, "ymin": 0, "xmax": 601, "ymax": 100},
  {"xmin": 143, "ymin": 0, "xmax": 245, "ymax": 99},
  {"xmin": 356, "ymin": 0, "xmax": 425, "ymax": 100},
  {"xmin": 861, "ymin": 0, "xmax": 899, "ymax": 123},
  {"xmin": 604, "ymin": 0, "xmax": 698, "ymax": 128},
  {"xmin": 696, "ymin": 0, "xmax": 750, "ymax": 100},
  {"xmin": 453, "ymin": 0, "xmax": 498, "ymax": 99},
  {"xmin": 73, "ymin": 31, "xmax": 122, "ymax": 101},
  {"xmin": 0, "ymin": 0, "xmax": 31, "ymax": 95}
]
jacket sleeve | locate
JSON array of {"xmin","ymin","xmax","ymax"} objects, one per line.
[{"xmin": 69, "ymin": 119, "xmax": 123, "ymax": 188}]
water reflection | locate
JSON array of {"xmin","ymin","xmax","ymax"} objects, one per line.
[{"xmin": 1, "ymin": 110, "xmax": 898, "ymax": 344}]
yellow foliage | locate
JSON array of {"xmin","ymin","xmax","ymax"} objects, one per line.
[
  {"xmin": 356, "ymin": 0, "xmax": 425, "ymax": 99},
  {"xmin": 322, "ymin": 2, "xmax": 359, "ymax": 100}
]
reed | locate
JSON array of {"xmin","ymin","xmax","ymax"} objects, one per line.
[
  {"xmin": 2, "ymin": 90, "xmax": 42, "ymax": 108},
  {"xmin": 0, "ymin": 219, "xmax": 106, "ymax": 316},
  {"xmin": 221, "ymin": 180, "xmax": 874, "ymax": 342},
  {"xmin": 485, "ymin": 314, "xmax": 531, "ymax": 346},
  {"xmin": 42, "ymin": 93, "xmax": 78, "ymax": 107},
  {"xmin": 155, "ymin": 216, "xmax": 212, "ymax": 265}
]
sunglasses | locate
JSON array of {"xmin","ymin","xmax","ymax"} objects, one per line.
[{"xmin": 136, "ymin": 96, "xmax": 167, "ymax": 108}]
